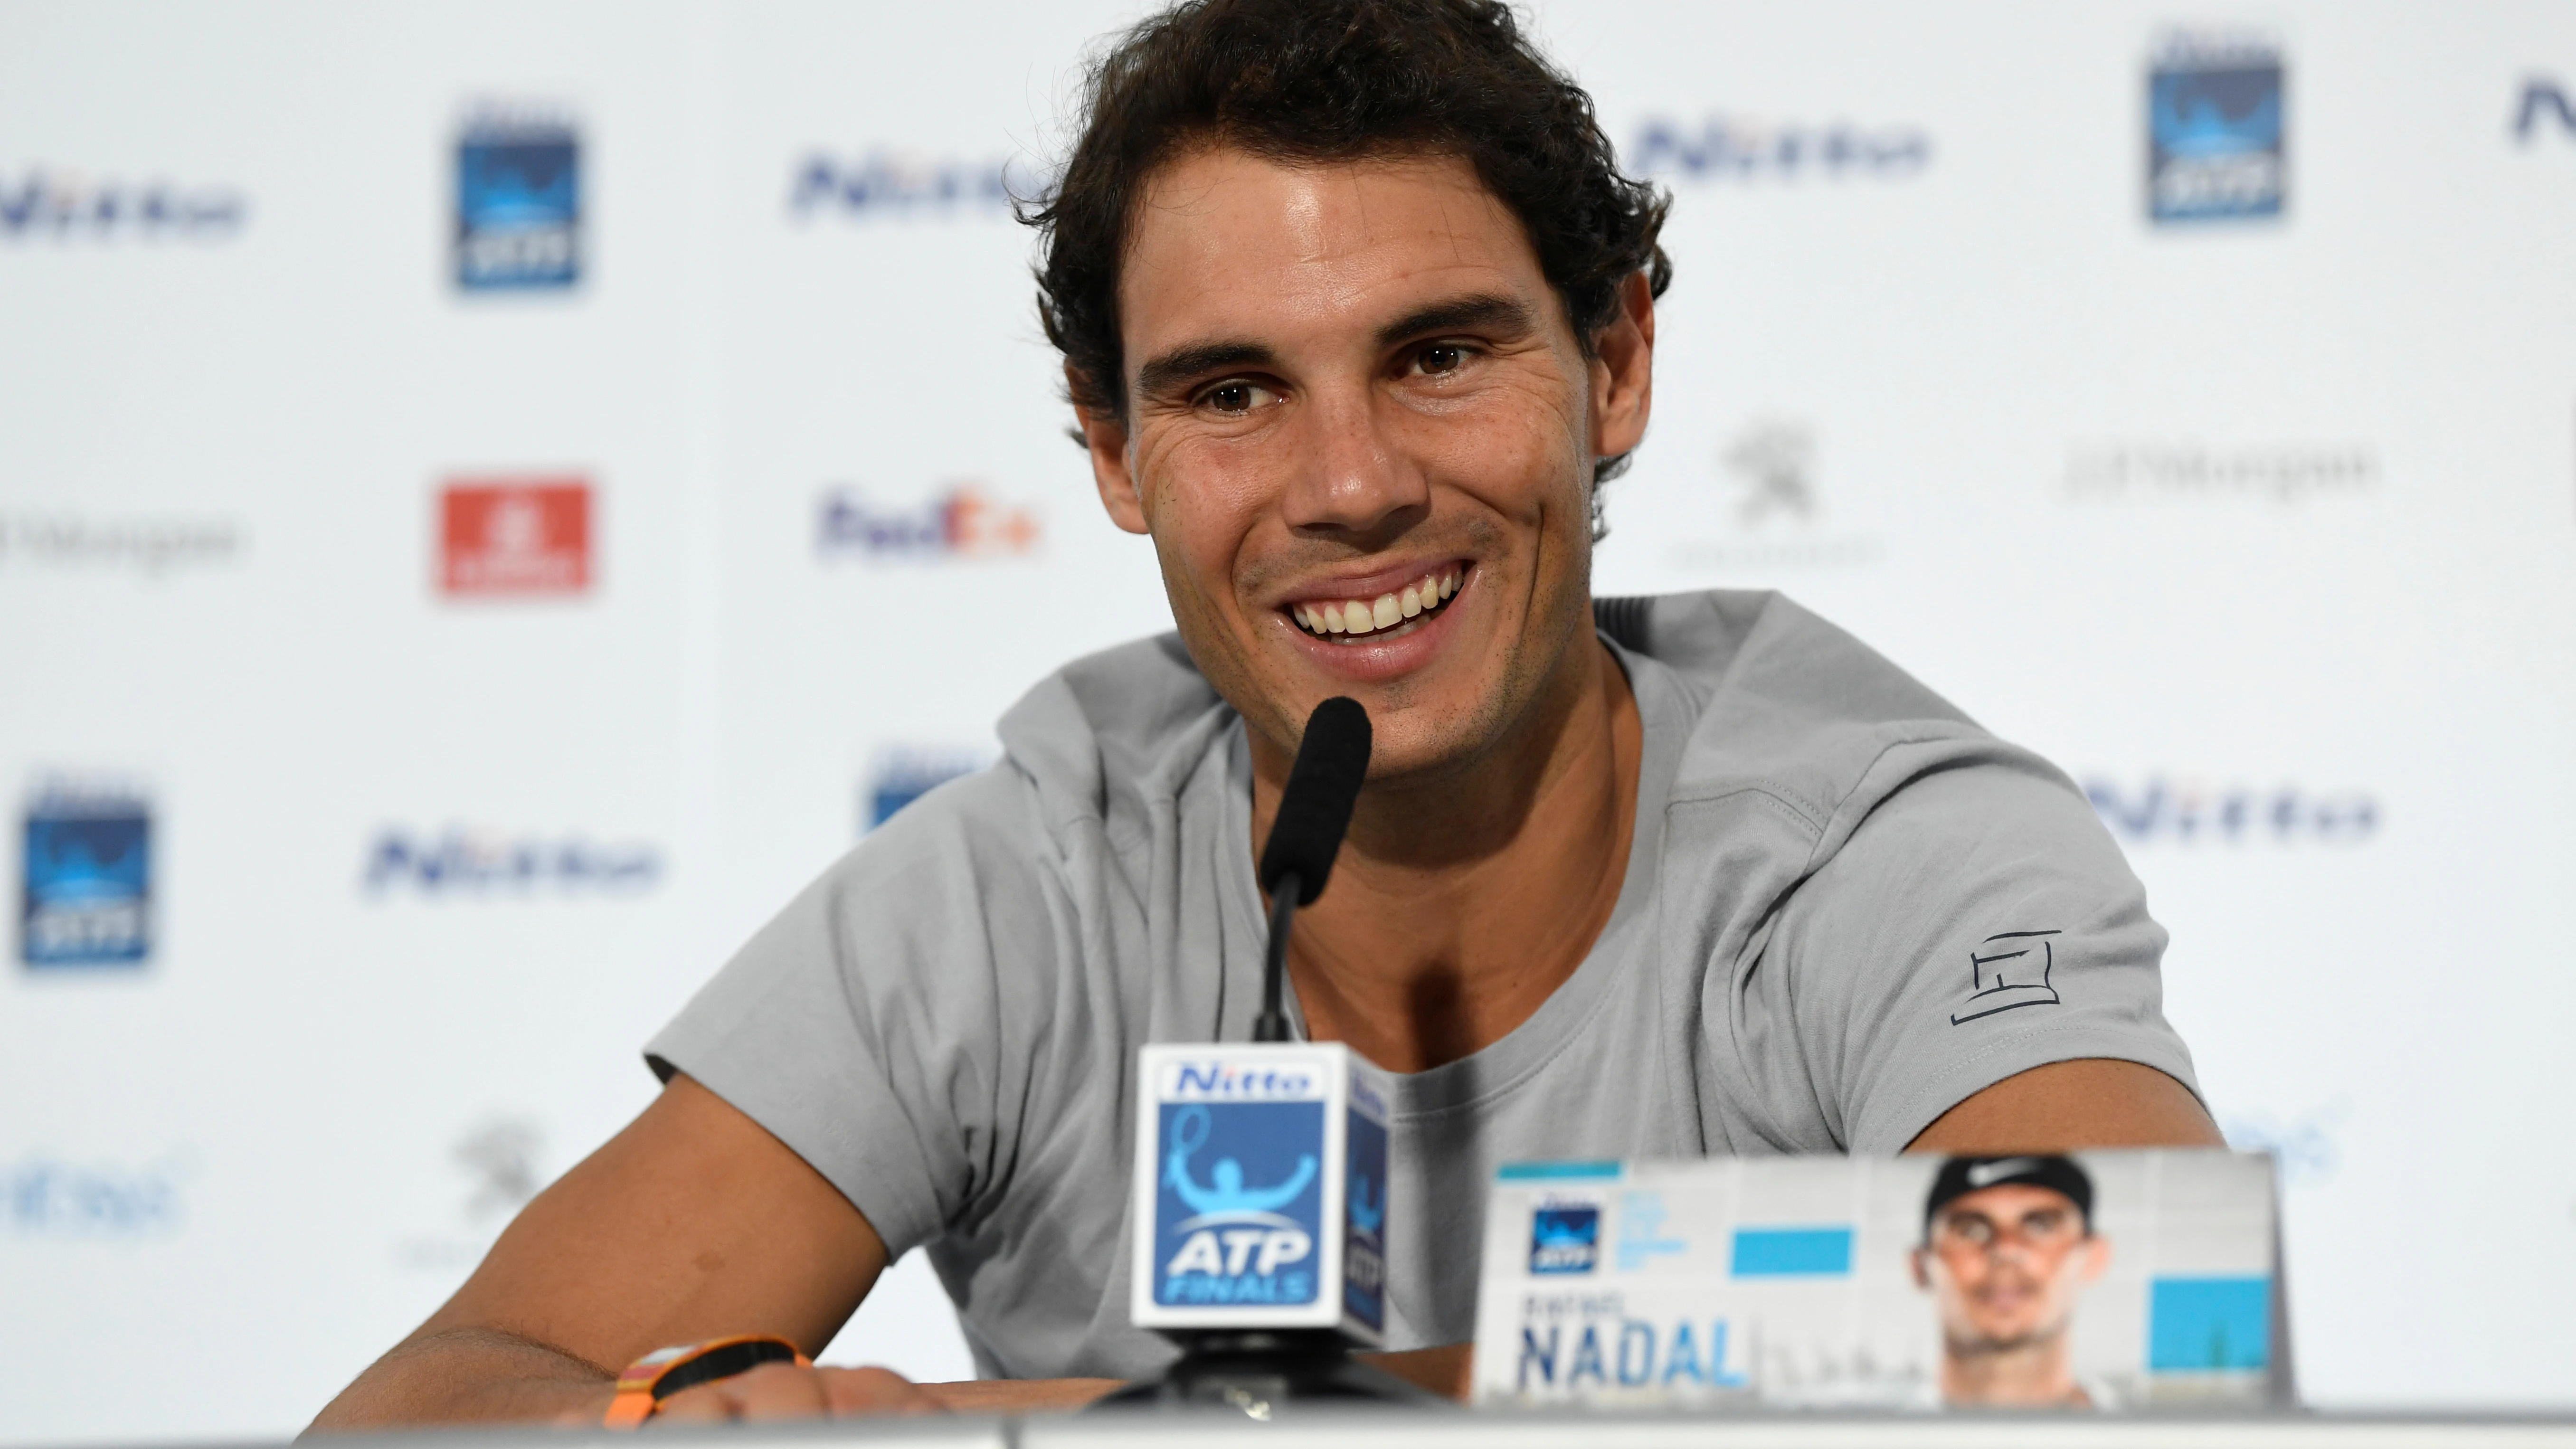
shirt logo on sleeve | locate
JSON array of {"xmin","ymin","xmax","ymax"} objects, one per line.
[{"xmin": 1949, "ymin": 929, "xmax": 2063, "ymax": 1024}]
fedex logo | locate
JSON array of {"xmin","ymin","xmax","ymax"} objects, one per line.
[
  {"xmin": 1159, "ymin": 1061, "xmax": 1324, "ymax": 1100},
  {"xmin": 816, "ymin": 484, "xmax": 1037, "ymax": 561}
]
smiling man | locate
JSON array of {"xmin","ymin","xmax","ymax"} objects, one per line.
[{"xmin": 313, "ymin": 0, "xmax": 2215, "ymax": 1430}]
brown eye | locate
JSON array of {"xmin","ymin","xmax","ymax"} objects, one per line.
[
  {"xmin": 1205, "ymin": 381, "xmax": 1274, "ymax": 416},
  {"xmin": 1418, "ymin": 343, "xmax": 1466, "ymax": 375}
]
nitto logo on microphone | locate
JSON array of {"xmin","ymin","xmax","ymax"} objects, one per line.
[{"xmin": 1159, "ymin": 1061, "xmax": 1326, "ymax": 1100}]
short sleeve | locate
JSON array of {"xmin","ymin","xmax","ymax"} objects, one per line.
[
  {"xmin": 1751, "ymin": 755, "xmax": 2201, "ymax": 1153},
  {"xmin": 644, "ymin": 764, "xmax": 1069, "ymax": 1257}
]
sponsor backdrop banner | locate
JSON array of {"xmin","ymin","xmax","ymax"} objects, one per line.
[{"xmin": 2, "ymin": 0, "xmax": 2571, "ymax": 1440}]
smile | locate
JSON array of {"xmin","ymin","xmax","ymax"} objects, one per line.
[{"xmin": 1285, "ymin": 565, "xmax": 1464, "ymax": 644}]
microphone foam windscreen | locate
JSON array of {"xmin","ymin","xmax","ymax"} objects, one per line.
[{"xmin": 1258, "ymin": 696, "xmax": 1372, "ymax": 905}]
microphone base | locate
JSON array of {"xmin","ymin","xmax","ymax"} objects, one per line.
[{"xmin": 1092, "ymin": 1330, "xmax": 1447, "ymax": 1417}]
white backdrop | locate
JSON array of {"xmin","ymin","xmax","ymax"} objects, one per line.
[{"xmin": 3, "ymin": 1, "xmax": 2572, "ymax": 1441}]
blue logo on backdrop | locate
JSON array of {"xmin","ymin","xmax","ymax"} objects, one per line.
[
  {"xmin": 2148, "ymin": 34, "xmax": 2286, "ymax": 223},
  {"xmin": 3, "ymin": 1154, "xmax": 187, "ymax": 1237},
  {"xmin": 789, "ymin": 152, "xmax": 1042, "ymax": 219},
  {"xmin": 21, "ymin": 784, "xmax": 151, "ymax": 968},
  {"xmin": 0, "ymin": 170, "xmax": 245, "ymax": 240},
  {"xmin": 1153, "ymin": 1101, "xmax": 1323, "ymax": 1307},
  {"xmin": 1631, "ymin": 115, "xmax": 1930, "ymax": 183},
  {"xmin": 1530, "ymin": 1204, "xmax": 1601, "ymax": 1275},
  {"xmin": 456, "ymin": 107, "xmax": 581, "ymax": 291},
  {"xmin": 1343, "ymin": 1107, "xmax": 1387, "ymax": 1328},
  {"xmin": 863, "ymin": 749, "xmax": 986, "ymax": 832},
  {"xmin": 362, "ymin": 828, "xmax": 660, "ymax": 895},
  {"xmin": 2516, "ymin": 78, "xmax": 2576, "ymax": 143},
  {"xmin": 2085, "ymin": 777, "xmax": 2378, "ymax": 845}
]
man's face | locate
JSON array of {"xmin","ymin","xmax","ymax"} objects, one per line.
[
  {"xmin": 1912, "ymin": 1184, "xmax": 2111, "ymax": 1353},
  {"xmin": 1082, "ymin": 146, "xmax": 1650, "ymax": 777}
]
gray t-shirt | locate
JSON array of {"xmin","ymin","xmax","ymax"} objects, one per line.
[{"xmin": 646, "ymin": 589, "xmax": 2197, "ymax": 1381}]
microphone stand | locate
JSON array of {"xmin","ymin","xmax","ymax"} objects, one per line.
[{"xmin": 1098, "ymin": 869, "xmax": 1442, "ymax": 1416}]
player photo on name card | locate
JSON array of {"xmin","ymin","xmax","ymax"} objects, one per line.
[{"xmin": 1470, "ymin": 1150, "xmax": 2285, "ymax": 1412}]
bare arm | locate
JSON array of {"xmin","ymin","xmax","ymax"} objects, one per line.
[
  {"xmin": 311, "ymin": 1074, "xmax": 917, "ymax": 1430},
  {"xmin": 1907, "ymin": 1057, "xmax": 2224, "ymax": 1153}
]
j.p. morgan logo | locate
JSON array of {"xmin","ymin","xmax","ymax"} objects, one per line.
[
  {"xmin": 2064, "ymin": 441, "xmax": 2378, "ymax": 504},
  {"xmin": 1158, "ymin": 1061, "xmax": 1327, "ymax": 1101}
]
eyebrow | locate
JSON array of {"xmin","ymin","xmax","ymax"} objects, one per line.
[
  {"xmin": 1373, "ymin": 292, "xmax": 1537, "ymax": 348},
  {"xmin": 1128, "ymin": 293, "xmax": 1540, "ymax": 403},
  {"xmin": 1134, "ymin": 341, "xmax": 1277, "ymax": 402}
]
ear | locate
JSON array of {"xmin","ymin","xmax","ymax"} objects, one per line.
[
  {"xmin": 1588, "ymin": 269, "xmax": 1657, "ymax": 461},
  {"xmin": 1909, "ymin": 1246, "xmax": 1931, "ymax": 1291},
  {"xmin": 1072, "ymin": 364, "xmax": 1149, "ymax": 536},
  {"xmin": 2079, "ymin": 1234, "xmax": 2112, "ymax": 1285}
]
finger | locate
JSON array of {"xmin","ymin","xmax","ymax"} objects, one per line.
[
  {"xmin": 819, "ymin": 1366, "xmax": 947, "ymax": 1418},
  {"xmin": 728, "ymin": 1361, "xmax": 835, "ymax": 1421},
  {"xmin": 645, "ymin": 1381, "xmax": 737, "ymax": 1426}
]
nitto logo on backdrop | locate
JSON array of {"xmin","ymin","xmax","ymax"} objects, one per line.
[
  {"xmin": 2, "ymin": 1152, "xmax": 188, "ymax": 1237},
  {"xmin": 816, "ymin": 483, "xmax": 1038, "ymax": 561},
  {"xmin": 0, "ymin": 169, "xmax": 245, "ymax": 240},
  {"xmin": 455, "ymin": 104, "xmax": 581, "ymax": 291},
  {"xmin": 0, "ymin": 512, "xmax": 244, "ymax": 577},
  {"xmin": 20, "ymin": 779, "xmax": 151, "ymax": 969},
  {"xmin": 439, "ymin": 478, "xmax": 590, "ymax": 597},
  {"xmin": 2063, "ymin": 441, "xmax": 2378, "ymax": 504},
  {"xmin": 788, "ymin": 152, "xmax": 1042, "ymax": 219},
  {"xmin": 362, "ymin": 828, "xmax": 660, "ymax": 896},
  {"xmin": 2148, "ymin": 30, "xmax": 2287, "ymax": 224},
  {"xmin": 1630, "ymin": 115, "xmax": 1930, "ymax": 182},
  {"xmin": 2086, "ymin": 776, "xmax": 2379, "ymax": 845},
  {"xmin": 863, "ymin": 748, "xmax": 989, "ymax": 833},
  {"xmin": 2514, "ymin": 78, "xmax": 2576, "ymax": 144},
  {"xmin": 1670, "ymin": 420, "xmax": 1881, "ymax": 573}
]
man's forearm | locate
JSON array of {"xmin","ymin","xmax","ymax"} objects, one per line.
[{"xmin": 305, "ymin": 1326, "xmax": 614, "ymax": 1434}]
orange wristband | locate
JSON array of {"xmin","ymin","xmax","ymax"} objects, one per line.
[{"xmin": 602, "ymin": 1335, "xmax": 809, "ymax": 1429}]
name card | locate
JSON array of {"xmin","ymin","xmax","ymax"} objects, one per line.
[{"xmin": 1472, "ymin": 1150, "xmax": 2288, "ymax": 1411}]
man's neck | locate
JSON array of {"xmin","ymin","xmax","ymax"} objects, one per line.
[
  {"xmin": 1940, "ymin": 1334, "xmax": 2085, "ymax": 1408},
  {"xmin": 1250, "ymin": 639, "xmax": 1642, "ymax": 1073}
]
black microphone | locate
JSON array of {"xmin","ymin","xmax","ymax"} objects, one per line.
[{"xmin": 1253, "ymin": 697, "xmax": 1371, "ymax": 1042}]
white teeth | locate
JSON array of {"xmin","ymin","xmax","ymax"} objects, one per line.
[{"xmin": 1290, "ymin": 566, "xmax": 1468, "ymax": 638}]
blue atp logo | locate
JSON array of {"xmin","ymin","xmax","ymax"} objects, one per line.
[
  {"xmin": 456, "ymin": 108, "xmax": 580, "ymax": 291},
  {"xmin": 1530, "ymin": 1205, "xmax": 1600, "ymax": 1275},
  {"xmin": 21, "ymin": 786, "xmax": 151, "ymax": 968},
  {"xmin": 1152, "ymin": 1101, "xmax": 1322, "ymax": 1306},
  {"xmin": 2148, "ymin": 36, "xmax": 2286, "ymax": 223}
]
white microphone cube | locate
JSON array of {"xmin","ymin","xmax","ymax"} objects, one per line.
[{"xmin": 1130, "ymin": 1041, "xmax": 1388, "ymax": 1344}]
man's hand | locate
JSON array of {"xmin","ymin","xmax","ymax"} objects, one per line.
[{"xmin": 648, "ymin": 1363, "xmax": 947, "ymax": 1423}]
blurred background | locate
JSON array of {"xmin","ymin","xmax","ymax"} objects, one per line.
[{"xmin": 3, "ymin": 0, "xmax": 2572, "ymax": 1440}]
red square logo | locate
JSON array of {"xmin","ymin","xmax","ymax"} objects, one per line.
[{"xmin": 439, "ymin": 478, "xmax": 590, "ymax": 596}]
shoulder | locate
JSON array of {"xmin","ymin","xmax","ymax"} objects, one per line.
[
  {"xmin": 1621, "ymin": 589, "xmax": 2020, "ymax": 847},
  {"xmin": 994, "ymin": 630, "xmax": 1238, "ymax": 851}
]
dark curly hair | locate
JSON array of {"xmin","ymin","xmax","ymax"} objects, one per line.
[{"xmin": 1027, "ymin": 0, "xmax": 1672, "ymax": 494}]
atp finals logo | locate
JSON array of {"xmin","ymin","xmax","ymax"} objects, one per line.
[{"xmin": 1151, "ymin": 1098, "xmax": 1323, "ymax": 1307}]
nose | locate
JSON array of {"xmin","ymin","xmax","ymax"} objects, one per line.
[{"xmin": 1280, "ymin": 380, "xmax": 1429, "ymax": 540}]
